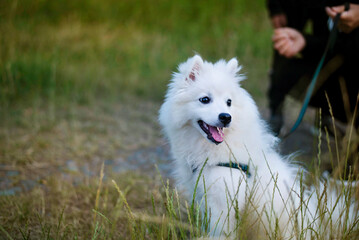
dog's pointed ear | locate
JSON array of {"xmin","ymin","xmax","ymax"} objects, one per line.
[
  {"xmin": 227, "ymin": 58, "xmax": 241, "ymax": 74},
  {"xmin": 186, "ymin": 55, "xmax": 203, "ymax": 81}
]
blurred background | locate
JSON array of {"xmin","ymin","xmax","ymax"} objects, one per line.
[
  {"xmin": 0, "ymin": 0, "xmax": 271, "ymax": 106},
  {"xmin": 0, "ymin": 0, "xmax": 273, "ymax": 169},
  {"xmin": 0, "ymin": 0, "xmax": 277, "ymax": 237}
]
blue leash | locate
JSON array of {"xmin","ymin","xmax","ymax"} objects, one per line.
[{"xmin": 285, "ymin": 10, "xmax": 345, "ymax": 137}]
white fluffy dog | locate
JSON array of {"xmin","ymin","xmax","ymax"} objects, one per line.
[{"xmin": 159, "ymin": 55, "xmax": 358, "ymax": 238}]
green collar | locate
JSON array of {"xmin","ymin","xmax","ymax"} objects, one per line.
[
  {"xmin": 216, "ymin": 162, "xmax": 251, "ymax": 177},
  {"xmin": 192, "ymin": 162, "xmax": 251, "ymax": 178}
]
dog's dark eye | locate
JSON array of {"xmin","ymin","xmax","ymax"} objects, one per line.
[
  {"xmin": 227, "ymin": 99, "xmax": 232, "ymax": 107},
  {"xmin": 199, "ymin": 96, "xmax": 211, "ymax": 104}
]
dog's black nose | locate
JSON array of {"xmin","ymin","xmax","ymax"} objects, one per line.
[{"xmin": 219, "ymin": 113, "xmax": 231, "ymax": 125}]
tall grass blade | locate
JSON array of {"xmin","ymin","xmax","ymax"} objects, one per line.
[
  {"xmin": 191, "ymin": 158, "xmax": 209, "ymax": 215},
  {"xmin": 92, "ymin": 209, "xmax": 113, "ymax": 225},
  {"xmin": 112, "ymin": 179, "xmax": 136, "ymax": 237},
  {"xmin": 55, "ymin": 207, "xmax": 65, "ymax": 240},
  {"xmin": 93, "ymin": 162, "xmax": 105, "ymax": 225},
  {"xmin": 0, "ymin": 225, "xmax": 14, "ymax": 240}
]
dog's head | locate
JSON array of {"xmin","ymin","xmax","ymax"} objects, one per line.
[{"xmin": 160, "ymin": 55, "xmax": 246, "ymax": 145}]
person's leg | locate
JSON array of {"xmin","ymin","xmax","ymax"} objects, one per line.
[
  {"xmin": 268, "ymin": 52, "xmax": 310, "ymax": 134},
  {"xmin": 309, "ymin": 62, "xmax": 358, "ymax": 126}
]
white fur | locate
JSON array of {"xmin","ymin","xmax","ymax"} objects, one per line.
[{"xmin": 159, "ymin": 55, "xmax": 358, "ymax": 238}]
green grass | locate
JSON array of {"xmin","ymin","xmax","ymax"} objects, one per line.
[
  {"xmin": 1, "ymin": 135, "xmax": 358, "ymax": 239},
  {"xmin": 0, "ymin": 171, "xmax": 167, "ymax": 239},
  {"xmin": 0, "ymin": 0, "xmax": 272, "ymax": 108}
]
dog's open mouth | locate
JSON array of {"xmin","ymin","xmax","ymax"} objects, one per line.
[{"xmin": 198, "ymin": 120, "xmax": 224, "ymax": 145}]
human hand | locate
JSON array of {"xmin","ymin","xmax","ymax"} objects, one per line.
[
  {"xmin": 271, "ymin": 14, "xmax": 287, "ymax": 29},
  {"xmin": 326, "ymin": 4, "xmax": 359, "ymax": 33},
  {"xmin": 272, "ymin": 28, "xmax": 306, "ymax": 58}
]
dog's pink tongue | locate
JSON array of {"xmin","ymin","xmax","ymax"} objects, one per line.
[{"xmin": 209, "ymin": 126, "xmax": 224, "ymax": 142}]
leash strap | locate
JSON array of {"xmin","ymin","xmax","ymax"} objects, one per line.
[{"xmin": 286, "ymin": 9, "xmax": 346, "ymax": 137}]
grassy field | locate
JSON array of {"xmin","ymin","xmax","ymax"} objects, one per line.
[
  {"xmin": 3, "ymin": 0, "xmax": 357, "ymax": 239},
  {"xmin": 0, "ymin": 0, "xmax": 272, "ymax": 106}
]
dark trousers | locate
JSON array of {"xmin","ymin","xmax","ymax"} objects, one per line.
[{"xmin": 268, "ymin": 50, "xmax": 358, "ymax": 125}]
